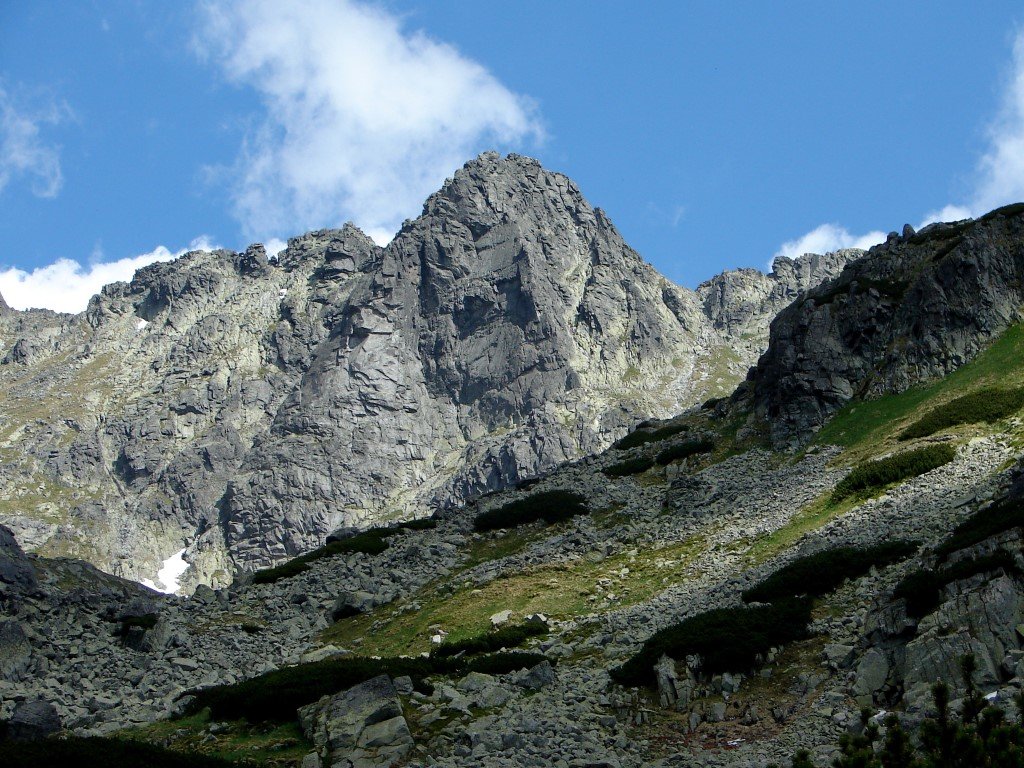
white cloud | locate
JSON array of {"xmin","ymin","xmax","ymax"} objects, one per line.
[
  {"xmin": 778, "ymin": 30, "xmax": 1024, "ymax": 259},
  {"xmin": 775, "ymin": 223, "xmax": 886, "ymax": 260},
  {"xmin": 0, "ymin": 82, "xmax": 71, "ymax": 198},
  {"xmin": 0, "ymin": 236, "xmax": 218, "ymax": 313},
  {"xmin": 194, "ymin": 0, "xmax": 543, "ymax": 244}
]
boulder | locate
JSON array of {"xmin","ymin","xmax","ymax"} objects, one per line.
[
  {"xmin": 512, "ymin": 660, "xmax": 555, "ymax": 690},
  {"xmin": 489, "ymin": 610, "xmax": 513, "ymax": 629},
  {"xmin": 298, "ymin": 675, "xmax": 413, "ymax": 768},
  {"xmin": 0, "ymin": 620, "xmax": 31, "ymax": 682},
  {"xmin": 330, "ymin": 591, "xmax": 378, "ymax": 622},
  {"xmin": 0, "ymin": 525, "xmax": 36, "ymax": 593},
  {"xmin": 6, "ymin": 699, "xmax": 60, "ymax": 741}
]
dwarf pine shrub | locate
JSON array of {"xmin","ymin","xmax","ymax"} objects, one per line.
[
  {"xmin": 432, "ymin": 623, "xmax": 547, "ymax": 659},
  {"xmin": 0, "ymin": 738, "xmax": 236, "ymax": 768},
  {"xmin": 742, "ymin": 541, "xmax": 918, "ymax": 604},
  {"xmin": 894, "ymin": 549, "xmax": 1021, "ymax": 619},
  {"xmin": 185, "ymin": 650, "xmax": 552, "ymax": 722},
  {"xmin": 899, "ymin": 386, "xmax": 1024, "ymax": 440},
  {"xmin": 830, "ymin": 444, "xmax": 957, "ymax": 504},
  {"xmin": 655, "ymin": 438, "xmax": 714, "ymax": 465},
  {"xmin": 609, "ymin": 598, "xmax": 813, "ymax": 688},
  {"xmin": 602, "ymin": 456, "xmax": 655, "ymax": 477},
  {"xmin": 614, "ymin": 423, "xmax": 689, "ymax": 450},
  {"xmin": 473, "ymin": 490, "xmax": 589, "ymax": 532},
  {"xmin": 935, "ymin": 498, "xmax": 1024, "ymax": 559}
]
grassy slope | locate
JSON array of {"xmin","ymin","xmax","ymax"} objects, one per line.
[
  {"xmin": 815, "ymin": 323, "xmax": 1024, "ymax": 457},
  {"xmin": 323, "ymin": 534, "xmax": 705, "ymax": 657}
]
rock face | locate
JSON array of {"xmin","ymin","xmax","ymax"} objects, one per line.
[
  {"xmin": 0, "ymin": 153, "xmax": 850, "ymax": 586},
  {"xmin": 749, "ymin": 206, "xmax": 1024, "ymax": 445},
  {"xmin": 298, "ymin": 675, "xmax": 413, "ymax": 768}
]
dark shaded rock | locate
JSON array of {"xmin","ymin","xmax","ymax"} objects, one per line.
[
  {"xmin": 298, "ymin": 674, "xmax": 413, "ymax": 768},
  {"xmin": 751, "ymin": 206, "xmax": 1024, "ymax": 445},
  {"xmin": 0, "ymin": 620, "xmax": 31, "ymax": 682},
  {"xmin": 6, "ymin": 699, "xmax": 61, "ymax": 741}
]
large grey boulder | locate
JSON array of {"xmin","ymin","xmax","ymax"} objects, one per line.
[
  {"xmin": 0, "ymin": 620, "xmax": 31, "ymax": 682},
  {"xmin": 298, "ymin": 675, "xmax": 413, "ymax": 768},
  {"xmin": 6, "ymin": 699, "xmax": 61, "ymax": 741},
  {"xmin": 0, "ymin": 525, "xmax": 36, "ymax": 593}
]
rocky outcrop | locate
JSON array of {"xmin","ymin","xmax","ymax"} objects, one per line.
[
  {"xmin": 298, "ymin": 675, "xmax": 413, "ymax": 768},
  {"xmin": 0, "ymin": 153, "xmax": 849, "ymax": 586},
  {"xmin": 749, "ymin": 206, "xmax": 1024, "ymax": 445}
]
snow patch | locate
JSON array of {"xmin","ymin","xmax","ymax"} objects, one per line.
[
  {"xmin": 135, "ymin": 318, "xmax": 149, "ymax": 331},
  {"xmin": 141, "ymin": 548, "xmax": 189, "ymax": 594},
  {"xmin": 278, "ymin": 288, "xmax": 288, "ymax": 298}
]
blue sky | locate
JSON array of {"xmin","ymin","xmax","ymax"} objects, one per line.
[{"xmin": 2, "ymin": 1, "xmax": 1024, "ymax": 311}]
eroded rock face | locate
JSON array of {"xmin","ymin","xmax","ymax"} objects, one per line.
[
  {"xmin": 750, "ymin": 207, "xmax": 1024, "ymax": 445},
  {"xmin": 0, "ymin": 153, "xmax": 850, "ymax": 585}
]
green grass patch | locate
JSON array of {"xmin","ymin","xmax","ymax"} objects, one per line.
[
  {"xmin": 899, "ymin": 386, "xmax": 1024, "ymax": 440},
  {"xmin": 474, "ymin": 490, "xmax": 589, "ymax": 532},
  {"xmin": 935, "ymin": 497, "xmax": 1024, "ymax": 559},
  {"xmin": 252, "ymin": 519, "xmax": 434, "ymax": 584},
  {"xmin": 895, "ymin": 550, "xmax": 1021, "ymax": 619},
  {"xmin": 614, "ymin": 423, "xmax": 689, "ymax": 450},
  {"xmin": 815, "ymin": 323, "xmax": 1024, "ymax": 453},
  {"xmin": 322, "ymin": 535, "xmax": 706, "ymax": 657},
  {"xmin": 830, "ymin": 444, "xmax": 956, "ymax": 504},
  {"xmin": 742, "ymin": 541, "xmax": 918, "ymax": 604},
  {"xmin": 609, "ymin": 598, "xmax": 813, "ymax": 688},
  {"xmin": 742, "ymin": 493, "xmax": 855, "ymax": 565},
  {"xmin": 120, "ymin": 711, "xmax": 311, "ymax": 766},
  {"xmin": 602, "ymin": 456, "xmax": 655, "ymax": 477},
  {"xmin": 655, "ymin": 438, "xmax": 715, "ymax": 466}
]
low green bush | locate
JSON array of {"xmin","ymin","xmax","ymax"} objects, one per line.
[
  {"xmin": 895, "ymin": 550, "xmax": 1021, "ymax": 619},
  {"xmin": 655, "ymin": 438, "xmax": 714, "ymax": 466},
  {"xmin": 899, "ymin": 387, "xmax": 1024, "ymax": 440},
  {"xmin": 609, "ymin": 598, "xmax": 812, "ymax": 688},
  {"xmin": 936, "ymin": 498, "xmax": 1024, "ymax": 558},
  {"xmin": 474, "ymin": 490, "xmax": 589, "ymax": 532},
  {"xmin": 186, "ymin": 650, "xmax": 551, "ymax": 723},
  {"xmin": 251, "ymin": 519, "xmax": 433, "ymax": 584},
  {"xmin": 614, "ymin": 423, "xmax": 689, "ymax": 450},
  {"xmin": 742, "ymin": 541, "xmax": 918, "ymax": 604},
  {"xmin": 0, "ymin": 738, "xmax": 235, "ymax": 768},
  {"xmin": 463, "ymin": 652, "xmax": 550, "ymax": 676},
  {"xmin": 432, "ymin": 623, "xmax": 547, "ymax": 659},
  {"xmin": 602, "ymin": 456, "xmax": 655, "ymax": 477},
  {"xmin": 830, "ymin": 444, "xmax": 957, "ymax": 504}
]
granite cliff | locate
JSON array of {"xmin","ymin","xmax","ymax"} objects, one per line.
[
  {"xmin": 748, "ymin": 206, "xmax": 1024, "ymax": 445},
  {"xmin": 0, "ymin": 153, "xmax": 850, "ymax": 589}
]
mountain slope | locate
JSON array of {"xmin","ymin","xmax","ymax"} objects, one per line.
[
  {"xmin": 0, "ymin": 153, "xmax": 850, "ymax": 587},
  {"xmin": 748, "ymin": 207, "xmax": 1024, "ymax": 445}
]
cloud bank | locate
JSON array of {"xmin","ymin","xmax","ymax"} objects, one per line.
[
  {"xmin": 0, "ymin": 237, "xmax": 218, "ymax": 313},
  {"xmin": 778, "ymin": 30, "xmax": 1024, "ymax": 260},
  {"xmin": 775, "ymin": 223, "xmax": 888, "ymax": 261},
  {"xmin": 194, "ymin": 0, "xmax": 543, "ymax": 245},
  {"xmin": 0, "ymin": 82, "xmax": 70, "ymax": 198}
]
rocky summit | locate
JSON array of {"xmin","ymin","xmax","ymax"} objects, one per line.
[
  {"xmin": 7, "ymin": 155, "xmax": 1024, "ymax": 768},
  {"xmin": 0, "ymin": 153, "xmax": 849, "ymax": 590}
]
